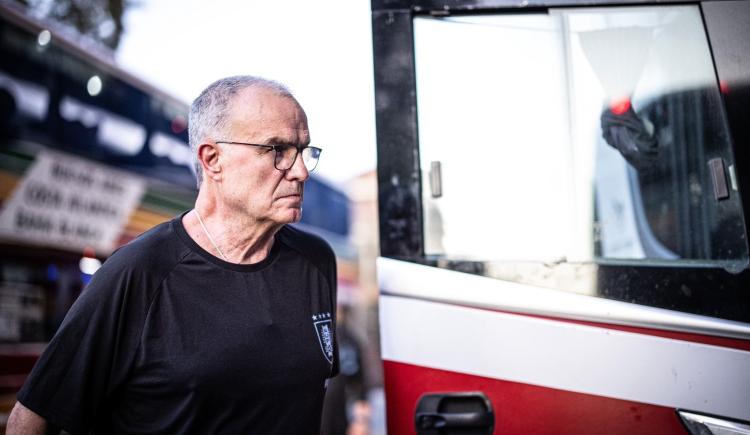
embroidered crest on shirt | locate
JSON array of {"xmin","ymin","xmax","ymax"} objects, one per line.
[{"xmin": 312, "ymin": 312, "xmax": 334, "ymax": 364}]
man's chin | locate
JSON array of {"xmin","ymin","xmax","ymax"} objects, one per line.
[{"xmin": 277, "ymin": 208, "xmax": 303, "ymax": 225}]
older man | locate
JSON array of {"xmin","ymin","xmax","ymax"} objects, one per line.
[{"xmin": 8, "ymin": 76, "xmax": 338, "ymax": 434}]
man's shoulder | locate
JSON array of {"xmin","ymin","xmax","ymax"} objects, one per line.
[
  {"xmin": 70, "ymin": 218, "xmax": 188, "ymax": 319},
  {"xmin": 278, "ymin": 225, "xmax": 335, "ymax": 266},
  {"xmin": 101, "ymin": 218, "xmax": 187, "ymax": 276}
]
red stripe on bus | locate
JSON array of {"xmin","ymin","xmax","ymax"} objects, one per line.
[{"xmin": 383, "ymin": 360, "xmax": 687, "ymax": 435}]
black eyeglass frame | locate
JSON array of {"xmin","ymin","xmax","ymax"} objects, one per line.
[{"xmin": 215, "ymin": 141, "xmax": 322, "ymax": 172}]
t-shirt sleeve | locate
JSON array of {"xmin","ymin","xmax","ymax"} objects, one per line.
[
  {"xmin": 16, "ymin": 255, "xmax": 152, "ymax": 435},
  {"xmin": 279, "ymin": 226, "xmax": 341, "ymax": 378},
  {"xmin": 329, "ymin": 252, "xmax": 341, "ymax": 378}
]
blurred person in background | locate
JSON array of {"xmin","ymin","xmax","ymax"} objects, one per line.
[
  {"xmin": 7, "ymin": 75, "xmax": 339, "ymax": 434},
  {"xmin": 321, "ymin": 303, "xmax": 373, "ymax": 435}
]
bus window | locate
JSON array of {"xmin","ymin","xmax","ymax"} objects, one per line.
[{"xmin": 415, "ymin": 6, "xmax": 748, "ymax": 270}]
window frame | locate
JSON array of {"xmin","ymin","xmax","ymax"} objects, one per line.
[{"xmin": 372, "ymin": 0, "xmax": 750, "ymax": 323}]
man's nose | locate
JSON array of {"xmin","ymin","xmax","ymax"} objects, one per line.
[{"xmin": 285, "ymin": 152, "xmax": 310, "ymax": 181}]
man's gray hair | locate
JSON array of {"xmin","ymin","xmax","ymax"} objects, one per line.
[{"xmin": 188, "ymin": 75, "xmax": 295, "ymax": 187}]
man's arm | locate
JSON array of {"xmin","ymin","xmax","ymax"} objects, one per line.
[{"xmin": 6, "ymin": 401, "xmax": 48, "ymax": 435}]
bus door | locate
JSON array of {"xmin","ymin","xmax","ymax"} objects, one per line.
[{"xmin": 372, "ymin": 0, "xmax": 750, "ymax": 433}]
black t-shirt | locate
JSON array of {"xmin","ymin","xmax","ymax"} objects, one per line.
[{"xmin": 17, "ymin": 214, "xmax": 339, "ymax": 434}]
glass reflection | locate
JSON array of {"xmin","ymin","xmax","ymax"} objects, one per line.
[{"xmin": 415, "ymin": 6, "xmax": 748, "ymax": 268}]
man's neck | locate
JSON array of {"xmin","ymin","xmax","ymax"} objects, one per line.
[{"xmin": 184, "ymin": 194, "xmax": 281, "ymax": 265}]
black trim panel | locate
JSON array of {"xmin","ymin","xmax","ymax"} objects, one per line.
[
  {"xmin": 373, "ymin": 10, "xmax": 424, "ymax": 257},
  {"xmin": 401, "ymin": 258, "xmax": 750, "ymax": 323},
  {"xmin": 702, "ymin": 0, "xmax": 750, "ymax": 241},
  {"xmin": 375, "ymin": 0, "xmax": 700, "ymax": 12}
]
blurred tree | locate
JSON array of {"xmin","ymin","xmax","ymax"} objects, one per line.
[{"xmin": 13, "ymin": 0, "xmax": 135, "ymax": 50}]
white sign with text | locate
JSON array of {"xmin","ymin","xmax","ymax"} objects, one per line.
[{"xmin": 0, "ymin": 151, "xmax": 146, "ymax": 255}]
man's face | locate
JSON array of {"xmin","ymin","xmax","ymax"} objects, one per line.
[{"xmin": 217, "ymin": 87, "xmax": 311, "ymax": 225}]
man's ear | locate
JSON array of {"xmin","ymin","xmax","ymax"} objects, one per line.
[{"xmin": 198, "ymin": 142, "xmax": 222, "ymax": 181}]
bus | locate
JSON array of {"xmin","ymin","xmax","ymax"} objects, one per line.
[
  {"xmin": 371, "ymin": 0, "xmax": 750, "ymax": 433},
  {"xmin": 0, "ymin": 2, "xmax": 354, "ymax": 427}
]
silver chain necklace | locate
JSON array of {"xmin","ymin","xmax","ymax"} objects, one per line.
[{"xmin": 195, "ymin": 209, "xmax": 228, "ymax": 261}]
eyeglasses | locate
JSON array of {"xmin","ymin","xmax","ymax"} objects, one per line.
[{"xmin": 215, "ymin": 141, "xmax": 322, "ymax": 172}]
